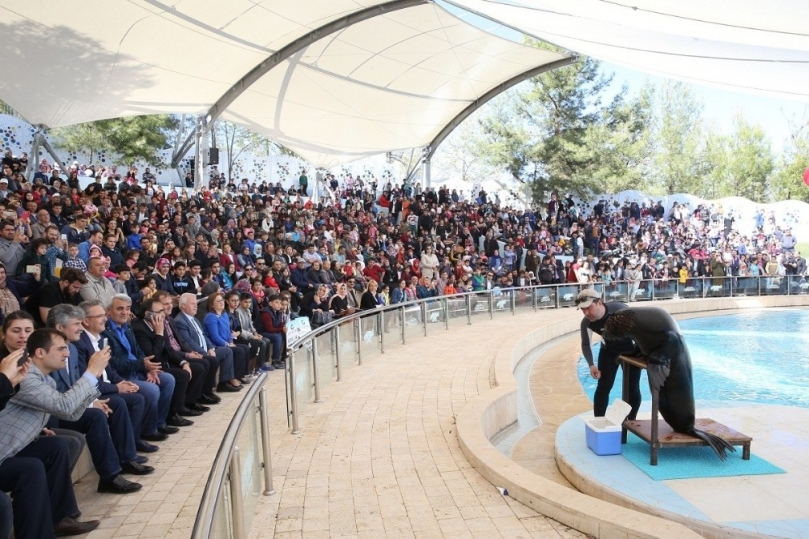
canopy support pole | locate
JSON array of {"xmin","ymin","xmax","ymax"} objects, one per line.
[
  {"xmin": 37, "ymin": 131, "xmax": 68, "ymax": 180},
  {"xmin": 425, "ymin": 56, "xmax": 576, "ymax": 161},
  {"xmin": 25, "ymin": 128, "xmax": 41, "ymax": 182}
]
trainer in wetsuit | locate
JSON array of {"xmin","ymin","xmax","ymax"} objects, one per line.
[{"xmin": 576, "ymin": 288, "xmax": 641, "ymax": 419}]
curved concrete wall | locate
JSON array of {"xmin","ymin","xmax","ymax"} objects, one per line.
[{"xmin": 455, "ymin": 296, "xmax": 809, "ymax": 539}]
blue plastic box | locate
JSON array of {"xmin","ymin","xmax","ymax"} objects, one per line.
[{"xmin": 584, "ymin": 400, "xmax": 631, "ymax": 456}]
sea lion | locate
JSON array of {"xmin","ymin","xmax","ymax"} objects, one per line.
[{"xmin": 604, "ymin": 306, "xmax": 735, "ymax": 460}]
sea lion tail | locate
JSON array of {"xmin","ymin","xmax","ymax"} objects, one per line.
[{"xmin": 689, "ymin": 428, "xmax": 736, "ymax": 461}]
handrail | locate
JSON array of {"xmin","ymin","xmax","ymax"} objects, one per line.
[
  {"xmin": 284, "ymin": 274, "xmax": 807, "ymax": 425},
  {"xmin": 191, "ymin": 371, "xmax": 269, "ymax": 539}
]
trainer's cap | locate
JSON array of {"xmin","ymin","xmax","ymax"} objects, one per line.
[{"xmin": 575, "ymin": 288, "xmax": 600, "ymax": 308}]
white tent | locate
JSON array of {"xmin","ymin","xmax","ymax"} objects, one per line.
[
  {"xmin": 3, "ymin": 1, "xmax": 805, "ymax": 169},
  {"xmin": 0, "ymin": 0, "xmax": 569, "ymax": 167},
  {"xmin": 447, "ymin": 0, "xmax": 809, "ymax": 100}
]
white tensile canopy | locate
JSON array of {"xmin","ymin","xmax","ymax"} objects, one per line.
[
  {"xmin": 447, "ymin": 0, "xmax": 809, "ymax": 100},
  {"xmin": 0, "ymin": 0, "xmax": 569, "ymax": 167},
  {"xmin": 1, "ymin": 1, "xmax": 805, "ymax": 168}
]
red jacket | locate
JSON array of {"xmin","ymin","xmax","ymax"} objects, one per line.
[{"xmin": 363, "ymin": 264, "xmax": 385, "ymax": 283}]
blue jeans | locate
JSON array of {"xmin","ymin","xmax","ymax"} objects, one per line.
[
  {"xmin": 130, "ymin": 372, "xmax": 175, "ymax": 431},
  {"xmin": 261, "ymin": 333, "xmax": 284, "ymax": 361}
]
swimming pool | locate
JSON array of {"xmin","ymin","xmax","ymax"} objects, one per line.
[{"xmin": 577, "ymin": 309, "xmax": 809, "ymax": 408}]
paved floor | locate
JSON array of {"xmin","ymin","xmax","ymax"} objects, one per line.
[{"xmin": 74, "ymin": 311, "xmax": 589, "ymax": 538}]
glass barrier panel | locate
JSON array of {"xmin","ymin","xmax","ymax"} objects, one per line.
[
  {"xmin": 315, "ymin": 331, "xmax": 336, "ymax": 386},
  {"xmin": 679, "ymin": 279, "xmax": 702, "ymax": 299},
  {"xmin": 632, "ymin": 280, "xmax": 653, "ymax": 302},
  {"xmin": 557, "ymin": 284, "xmax": 580, "ymax": 308},
  {"xmin": 704, "ymin": 277, "xmax": 730, "ymax": 298},
  {"xmin": 446, "ymin": 296, "xmax": 468, "ymax": 327},
  {"xmin": 735, "ymin": 276, "xmax": 757, "ymax": 296},
  {"xmin": 403, "ymin": 305, "xmax": 422, "ymax": 341},
  {"xmin": 762, "ymin": 275, "xmax": 785, "ymax": 296},
  {"xmin": 514, "ymin": 288, "xmax": 532, "ymax": 313},
  {"xmin": 653, "ymin": 279, "xmax": 677, "ymax": 300},
  {"xmin": 211, "ymin": 478, "xmax": 233, "ymax": 539},
  {"xmin": 359, "ymin": 314, "xmax": 380, "ymax": 359},
  {"xmin": 294, "ymin": 346, "xmax": 314, "ymax": 413},
  {"xmin": 238, "ymin": 405, "xmax": 263, "ymax": 532},
  {"xmin": 337, "ymin": 320, "xmax": 358, "ymax": 372},
  {"xmin": 606, "ymin": 282, "xmax": 629, "ymax": 303},
  {"xmin": 470, "ymin": 293, "xmax": 490, "ymax": 318},
  {"xmin": 788, "ymin": 275, "xmax": 809, "ymax": 295},
  {"xmin": 424, "ymin": 299, "xmax": 444, "ymax": 326},
  {"xmin": 379, "ymin": 310, "xmax": 403, "ymax": 351},
  {"xmin": 534, "ymin": 286, "xmax": 555, "ymax": 309},
  {"xmin": 491, "ymin": 289, "xmax": 511, "ymax": 316}
]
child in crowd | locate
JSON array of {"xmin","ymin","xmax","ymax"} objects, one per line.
[
  {"xmin": 259, "ymin": 294, "xmax": 287, "ymax": 368},
  {"xmin": 112, "ymin": 264, "xmax": 131, "ymax": 294},
  {"xmin": 64, "ymin": 243, "xmax": 87, "ymax": 272}
]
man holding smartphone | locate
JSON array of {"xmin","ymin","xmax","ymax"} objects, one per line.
[{"xmin": 0, "ymin": 220, "xmax": 25, "ymax": 277}]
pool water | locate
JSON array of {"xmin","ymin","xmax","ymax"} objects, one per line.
[{"xmin": 577, "ymin": 309, "xmax": 809, "ymax": 408}]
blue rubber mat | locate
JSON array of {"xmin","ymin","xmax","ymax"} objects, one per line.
[{"xmin": 621, "ymin": 433, "xmax": 786, "ymax": 481}]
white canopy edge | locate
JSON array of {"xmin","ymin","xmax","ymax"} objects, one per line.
[
  {"xmin": 222, "ymin": 4, "xmax": 568, "ymax": 167},
  {"xmin": 0, "ymin": 0, "xmax": 569, "ymax": 168},
  {"xmin": 445, "ymin": 0, "xmax": 809, "ymax": 101}
]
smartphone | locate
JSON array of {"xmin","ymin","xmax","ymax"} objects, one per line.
[
  {"xmin": 26, "ymin": 265, "xmax": 38, "ymax": 274},
  {"xmin": 61, "ymin": 234, "xmax": 68, "ymax": 241},
  {"xmin": 17, "ymin": 350, "xmax": 29, "ymax": 367},
  {"xmin": 21, "ymin": 211, "xmax": 30, "ymax": 221}
]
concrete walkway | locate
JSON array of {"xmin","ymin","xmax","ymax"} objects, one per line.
[
  {"xmin": 249, "ymin": 313, "xmax": 587, "ymax": 538},
  {"xmin": 74, "ymin": 311, "xmax": 587, "ymax": 538}
]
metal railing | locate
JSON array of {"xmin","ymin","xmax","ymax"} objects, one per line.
[
  {"xmin": 283, "ymin": 273, "xmax": 808, "ymax": 433},
  {"xmin": 194, "ymin": 273, "xmax": 807, "ymax": 537},
  {"xmin": 192, "ymin": 372, "xmax": 275, "ymax": 539}
]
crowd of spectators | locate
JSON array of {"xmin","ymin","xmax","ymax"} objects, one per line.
[{"xmin": 0, "ymin": 147, "xmax": 806, "ymax": 536}]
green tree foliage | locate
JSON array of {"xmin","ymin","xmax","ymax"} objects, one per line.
[
  {"xmin": 648, "ymin": 81, "xmax": 708, "ymax": 195},
  {"xmin": 52, "ymin": 115, "xmax": 175, "ymax": 166},
  {"xmin": 721, "ymin": 114, "xmax": 773, "ymax": 203},
  {"xmin": 697, "ymin": 114, "xmax": 774, "ymax": 202},
  {"xmin": 770, "ymin": 120, "xmax": 809, "ymax": 203},
  {"xmin": 475, "ymin": 51, "xmax": 651, "ymax": 202}
]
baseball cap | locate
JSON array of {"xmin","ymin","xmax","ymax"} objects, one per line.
[{"xmin": 574, "ymin": 288, "xmax": 601, "ymax": 308}]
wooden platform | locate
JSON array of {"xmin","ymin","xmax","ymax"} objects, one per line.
[
  {"xmin": 619, "ymin": 354, "xmax": 753, "ymax": 465},
  {"xmin": 624, "ymin": 418, "xmax": 752, "ymax": 465}
]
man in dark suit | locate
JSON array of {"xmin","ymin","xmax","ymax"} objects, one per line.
[
  {"xmin": 104, "ymin": 294, "xmax": 178, "ymax": 437},
  {"xmin": 173, "ymin": 293, "xmax": 241, "ymax": 393},
  {"xmin": 132, "ymin": 297, "xmax": 201, "ymax": 424},
  {"xmin": 46, "ymin": 305, "xmax": 151, "ymax": 489},
  {"xmin": 149, "ymin": 291, "xmax": 212, "ymax": 409},
  {"xmin": 75, "ymin": 300, "xmax": 159, "ymax": 453}
]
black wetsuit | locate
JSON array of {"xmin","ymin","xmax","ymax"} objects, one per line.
[{"xmin": 580, "ymin": 301, "xmax": 642, "ymax": 419}]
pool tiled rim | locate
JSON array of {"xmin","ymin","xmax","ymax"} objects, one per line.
[{"xmin": 456, "ymin": 295, "xmax": 809, "ymax": 539}]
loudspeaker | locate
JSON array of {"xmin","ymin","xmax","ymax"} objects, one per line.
[{"xmin": 205, "ymin": 148, "xmax": 219, "ymax": 166}]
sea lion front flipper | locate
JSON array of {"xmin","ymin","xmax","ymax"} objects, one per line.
[
  {"xmin": 690, "ymin": 428, "xmax": 737, "ymax": 461},
  {"xmin": 645, "ymin": 331, "xmax": 678, "ymax": 391},
  {"xmin": 646, "ymin": 362, "xmax": 670, "ymax": 392}
]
